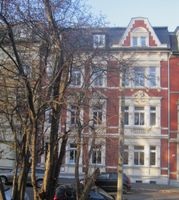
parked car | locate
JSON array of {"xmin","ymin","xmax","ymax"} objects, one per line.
[
  {"xmin": 0, "ymin": 167, "xmax": 44, "ymax": 186},
  {"xmin": 4, "ymin": 186, "xmax": 30, "ymax": 200},
  {"xmin": 95, "ymin": 172, "xmax": 131, "ymax": 193},
  {"xmin": 54, "ymin": 184, "xmax": 114, "ymax": 200}
]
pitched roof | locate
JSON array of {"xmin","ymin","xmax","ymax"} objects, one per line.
[{"xmin": 153, "ymin": 27, "xmax": 170, "ymax": 47}]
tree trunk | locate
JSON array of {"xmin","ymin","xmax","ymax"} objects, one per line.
[
  {"xmin": 116, "ymin": 94, "xmax": 125, "ymax": 200},
  {"xmin": 79, "ymin": 168, "xmax": 100, "ymax": 200}
]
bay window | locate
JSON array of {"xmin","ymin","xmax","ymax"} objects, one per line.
[
  {"xmin": 134, "ymin": 67, "xmax": 145, "ymax": 87},
  {"xmin": 134, "ymin": 106, "xmax": 145, "ymax": 126},
  {"xmin": 148, "ymin": 67, "xmax": 156, "ymax": 87},
  {"xmin": 150, "ymin": 106, "xmax": 156, "ymax": 126},
  {"xmin": 122, "ymin": 66, "xmax": 159, "ymax": 88}
]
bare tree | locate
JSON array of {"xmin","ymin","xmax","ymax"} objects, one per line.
[{"xmin": 0, "ymin": 0, "xmax": 106, "ymax": 199}]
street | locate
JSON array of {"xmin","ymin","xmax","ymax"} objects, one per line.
[
  {"xmin": 26, "ymin": 182, "xmax": 179, "ymax": 200},
  {"xmin": 122, "ymin": 183, "xmax": 179, "ymax": 200}
]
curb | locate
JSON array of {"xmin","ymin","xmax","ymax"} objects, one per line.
[
  {"xmin": 159, "ymin": 189, "xmax": 179, "ymax": 193},
  {"xmin": 132, "ymin": 187, "xmax": 179, "ymax": 193}
]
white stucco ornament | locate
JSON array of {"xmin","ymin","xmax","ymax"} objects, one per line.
[{"xmin": 133, "ymin": 90, "xmax": 149, "ymax": 105}]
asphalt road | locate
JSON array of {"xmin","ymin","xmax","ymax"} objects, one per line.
[
  {"xmin": 13, "ymin": 182, "xmax": 179, "ymax": 200},
  {"xmin": 122, "ymin": 183, "xmax": 179, "ymax": 200}
]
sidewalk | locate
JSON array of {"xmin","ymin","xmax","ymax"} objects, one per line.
[{"xmin": 132, "ymin": 183, "xmax": 179, "ymax": 193}]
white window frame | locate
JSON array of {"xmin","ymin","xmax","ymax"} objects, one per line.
[
  {"xmin": 92, "ymin": 104, "xmax": 103, "ymax": 125},
  {"xmin": 69, "ymin": 105, "xmax": 78, "ymax": 126},
  {"xmin": 132, "ymin": 36, "xmax": 138, "ymax": 47},
  {"xmin": 22, "ymin": 64, "xmax": 31, "ymax": 78},
  {"xmin": 124, "ymin": 106, "xmax": 129, "ymax": 125},
  {"xmin": 148, "ymin": 67, "xmax": 157, "ymax": 87},
  {"xmin": 91, "ymin": 67, "xmax": 107, "ymax": 87},
  {"xmin": 93, "ymin": 34, "xmax": 106, "ymax": 48},
  {"xmin": 134, "ymin": 145, "xmax": 145, "ymax": 166},
  {"xmin": 90, "ymin": 99, "xmax": 106, "ymax": 127},
  {"xmin": 70, "ymin": 67, "xmax": 83, "ymax": 87},
  {"xmin": 134, "ymin": 106, "xmax": 145, "ymax": 126},
  {"xmin": 89, "ymin": 139, "xmax": 105, "ymax": 166},
  {"xmin": 150, "ymin": 106, "xmax": 156, "ymax": 126},
  {"xmin": 91, "ymin": 144, "xmax": 102, "ymax": 165},
  {"xmin": 131, "ymin": 27, "xmax": 149, "ymax": 47},
  {"xmin": 68, "ymin": 143, "xmax": 77, "ymax": 164},
  {"xmin": 45, "ymin": 109, "xmax": 52, "ymax": 124},
  {"xmin": 67, "ymin": 103, "xmax": 83, "ymax": 127},
  {"xmin": 123, "ymin": 145, "xmax": 129, "ymax": 165},
  {"xmin": 150, "ymin": 146, "xmax": 157, "ymax": 166},
  {"xmin": 46, "ymin": 64, "xmax": 53, "ymax": 78},
  {"xmin": 124, "ymin": 101, "xmax": 160, "ymax": 129},
  {"xmin": 140, "ymin": 36, "xmax": 147, "ymax": 46},
  {"xmin": 122, "ymin": 66, "xmax": 159, "ymax": 88},
  {"xmin": 134, "ymin": 67, "xmax": 145, "ymax": 87}
]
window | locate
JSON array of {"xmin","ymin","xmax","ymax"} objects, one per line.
[
  {"xmin": 132, "ymin": 36, "xmax": 147, "ymax": 47},
  {"xmin": 132, "ymin": 37, "xmax": 138, "ymax": 47},
  {"xmin": 69, "ymin": 143, "xmax": 77, "ymax": 163},
  {"xmin": 70, "ymin": 105, "xmax": 78, "ymax": 125},
  {"xmin": 91, "ymin": 67, "xmax": 105, "ymax": 87},
  {"xmin": 46, "ymin": 64, "xmax": 53, "ymax": 77},
  {"xmin": 70, "ymin": 68, "xmax": 82, "ymax": 87},
  {"xmin": 150, "ymin": 146, "xmax": 156, "ymax": 166},
  {"xmin": 123, "ymin": 145, "xmax": 129, "ymax": 165},
  {"xmin": 122, "ymin": 67, "xmax": 158, "ymax": 88},
  {"xmin": 141, "ymin": 36, "xmax": 147, "ymax": 46},
  {"xmin": 22, "ymin": 64, "xmax": 31, "ymax": 78},
  {"xmin": 148, "ymin": 67, "xmax": 156, "ymax": 87},
  {"xmin": 122, "ymin": 72, "xmax": 129, "ymax": 87},
  {"xmin": 124, "ymin": 104, "xmax": 159, "ymax": 128},
  {"xmin": 92, "ymin": 145, "xmax": 102, "ymax": 164},
  {"xmin": 131, "ymin": 27, "xmax": 149, "ymax": 47},
  {"xmin": 134, "ymin": 106, "xmax": 144, "ymax": 126},
  {"xmin": 134, "ymin": 146, "xmax": 144, "ymax": 165},
  {"xmin": 92, "ymin": 104, "xmax": 103, "ymax": 125},
  {"xmin": 150, "ymin": 106, "xmax": 156, "ymax": 126},
  {"xmin": 134, "ymin": 67, "xmax": 144, "ymax": 87},
  {"xmin": 93, "ymin": 34, "xmax": 105, "ymax": 48},
  {"xmin": 45, "ymin": 109, "xmax": 52, "ymax": 123},
  {"xmin": 124, "ymin": 106, "xmax": 129, "ymax": 125}
]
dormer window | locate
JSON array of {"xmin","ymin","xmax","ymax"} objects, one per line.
[
  {"xmin": 131, "ymin": 28, "xmax": 149, "ymax": 47},
  {"xmin": 141, "ymin": 36, "xmax": 147, "ymax": 46},
  {"xmin": 132, "ymin": 37, "xmax": 138, "ymax": 46},
  {"xmin": 93, "ymin": 34, "xmax": 105, "ymax": 48}
]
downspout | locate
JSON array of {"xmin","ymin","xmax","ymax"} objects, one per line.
[{"xmin": 167, "ymin": 51, "xmax": 172, "ymax": 185}]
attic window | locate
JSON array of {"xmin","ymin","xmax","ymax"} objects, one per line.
[
  {"xmin": 131, "ymin": 27, "xmax": 149, "ymax": 47},
  {"xmin": 93, "ymin": 34, "xmax": 105, "ymax": 48}
]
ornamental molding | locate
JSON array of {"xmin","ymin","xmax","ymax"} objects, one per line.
[{"xmin": 132, "ymin": 90, "xmax": 149, "ymax": 105}]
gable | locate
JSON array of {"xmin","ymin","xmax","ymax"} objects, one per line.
[{"xmin": 120, "ymin": 17, "xmax": 167, "ymax": 48}]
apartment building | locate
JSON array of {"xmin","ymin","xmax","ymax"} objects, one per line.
[{"xmin": 1, "ymin": 17, "xmax": 179, "ymax": 185}]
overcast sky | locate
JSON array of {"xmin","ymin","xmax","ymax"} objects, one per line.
[{"xmin": 87, "ymin": 0, "xmax": 179, "ymax": 31}]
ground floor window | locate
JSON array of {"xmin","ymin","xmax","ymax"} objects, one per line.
[
  {"xmin": 92, "ymin": 144, "xmax": 102, "ymax": 164},
  {"xmin": 150, "ymin": 146, "xmax": 156, "ymax": 166},
  {"xmin": 134, "ymin": 145, "xmax": 144, "ymax": 165},
  {"xmin": 69, "ymin": 143, "xmax": 77, "ymax": 164},
  {"xmin": 123, "ymin": 145, "xmax": 129, "ymax": 165}
]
